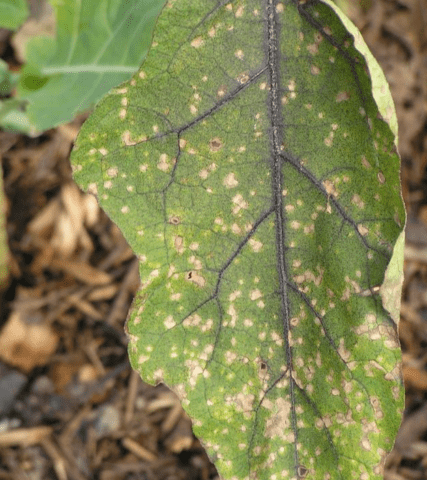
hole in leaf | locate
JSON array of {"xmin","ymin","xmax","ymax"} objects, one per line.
[{"xmin": 297, "ymin": 465, "xmax": 308, "ymax": 477}]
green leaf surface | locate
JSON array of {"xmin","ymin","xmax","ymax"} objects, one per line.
[
  {"xmin": 0, "ymin": 100, "xmax": 34, "ymax": 133},
  {"xmin": 17, "ymin": 0, "xmax": 166, "ymax": 131},
  {"xmin": 0, "ymin": 59, "xmax": 20, "ymax": 95},
  {"xmin": 72, "ymin": 1, "xmax": 405, "ymax": 479},
  {"xmin": 0, "ymin": 0, "xmax": 29, "ymax": 30}
]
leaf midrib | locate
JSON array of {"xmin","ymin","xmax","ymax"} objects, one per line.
[{"xmin": 265, "ymin": 0, "xmax": 300, "ymax": 474}]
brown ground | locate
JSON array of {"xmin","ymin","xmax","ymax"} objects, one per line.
[{"xmin": 0, "ymin": 1, "xmax": 427, "ymax": 479}]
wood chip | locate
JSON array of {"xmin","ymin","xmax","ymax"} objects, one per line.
[
  {"xmin": 122, "ymin": 437, "xmax": 157, "ymax": 462},
  {"xmin": 0, "ymin": 426, "xmax": 52, "ymax": 447},
  {"xmin": 50, "ymin": 257, "xmax": 112, "ymax": 285}
]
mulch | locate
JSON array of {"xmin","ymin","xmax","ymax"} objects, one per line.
[{"xmin": 0, "ymin": 1, "xmax": 427, "ymax": 479}]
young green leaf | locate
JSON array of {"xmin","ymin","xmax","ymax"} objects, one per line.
[
  {"xmin": 72, "ymin": 1, "xmax": 405, "ymax": 479},
  {"xmin": 0, "ymin": 0, "xmax": 29, "ymax": 30},
  {"xmin": 16, "ymin": 0, "xmax": 166, "ymax": 131}
]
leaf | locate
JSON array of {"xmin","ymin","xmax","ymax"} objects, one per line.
[
  {"xmin": 16, "ymin": 0, "xmax": 166, "ymax": 131},
  {"xmin": 0, "ymin": 60, "xmax": 33, "ymax": 134},
  {"xmin": 0, "ymin": 59, "xmax": 20, "ymax": 96},
  {"xmin": 0, "ymin": 0, "xmax": 29, "ymax": 30},
  {"xmin": 72, "ymin": 1, "xmax": 405, "ymax": 479},
  {"xmin": 0, "ymin": 98, "xmax": 33, "ymax": 134}
]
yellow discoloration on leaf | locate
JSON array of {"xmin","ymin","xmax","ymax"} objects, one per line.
[
  {"xmin": 249, "ymin": 238, "xmax": 263, "ymax": 252},
  {"xmin": 237, "ymin": 73, "xmax": 250, "ymax": 84},
  {"xmin": 225, "ymin": 351, "xmax": 238, "ymax": 364},
  {"xmin": 232, "ymin": 194, "xmax": 248, "ymax": 214},
  {"xmin": 324, "ymin": 131, "xmax": 334, "ymax": 146},
  {"xmin": 250, "ymin": 289, "xmax": 262, "ymax": 300},
  {"xmin": 223, "ymin": 172, "xmax": 238, "ymax": 188},
  {"xmin": 311, "ymin": 65, "xmax": 320, "ymax": 75},
  {"xmin": 191, "ymin": 36, "xmax": 204, "ymax": 48},
  {"xmin": 188, "ymin": 255, "xmax": 202, "ymax": 270},
  {"xmin": 336, "ymin": 91, "xmax": 350, "ymax": 102},
  {"xmin": 357, "ymin": 224, "xmax": 369, "ymax": 236},
  {"xmin": 186, "ymin": 270, "xmax": 206, "ymax": 287},
  {"xmin": 361, "ymin": 155, "xmax": 371, "ymax": 168},
  {"xmin": 227, "ymin": 304, "xmax": 238, "ymax": 326},
  {"xmin": 199, "ymin": 169, "xmax": 209, "ymax": 179},
  {"xmin": 323, "ymin": 179, "xmax": 338, "ymax": 197},
  {"xmin": 337, "ymin": 339, "xmax": 351, "ymax": 361},
  {"xmin": 231, "ymin": 223, "xmax": 242, "ymax": 234},
  {"xmin": 185, "ymin": 359, "xmax": 204, "ymax": 387},
  {"xmin": 164, "ymin": 315, "xmax": 176, "ymax": 329},
  {"xmin": 235, "ymin": 5, "xmax": 244, "ymax": 17},
  {"xmin": 264, "ymin": 398, "xmax": 294, "ymax": 442},
  {"xmin": 229, "ymin": 290, "xmax": 241, "ymax": 301},
  {"xmin": 173, "ymin": 235, "xmax": 184, "ymax": 254},
  {"xmin": 183, "ymin": 313, "xmax": 202, "ymax": 327},
  {"xmin": 307, "ymin": 43, "xmax": 318, "ymax": 54},
  {"xmin": 122, "ymin": 130, "xmax": 138, "ymax": 146},
  {"xmin": 217, "ymin": 85, "xmax": 227, "ymax": 98},
  {"xmin": 157, "ymin": 153, "xmax": 171, "ymax": 172},
  {"xmin": 106, "ymin": 167, "xmax": 118, "ymax": 177},
  {"xmin": 351, "ymin": 194, "xmax": 365, "ymax": 209}
]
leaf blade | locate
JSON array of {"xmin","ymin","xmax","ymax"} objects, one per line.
[
  {"xmin": 17, "ymin": 0, "xmax": 166, "ymax": 131},
  {"xmin": 0, "ymin": 0, "xmax": 29, "ymax": 30},
  {"xmin": 72, "ymin": 1, "xmax": 405, "ymax": 479}
]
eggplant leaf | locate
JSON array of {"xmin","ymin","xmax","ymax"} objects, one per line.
[{"xmin": 72, "ymin": 1, "xmax": 405, "ymax": 478}]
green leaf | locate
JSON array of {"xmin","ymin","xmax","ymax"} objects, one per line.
[
  {"xmin": 17, "ymin": 0, "xmax": 166, "ymax": 131},
  {"xmin": 0, "ymin": 99, "xmax": 34, "ymax": 134},
  {"xmin": 0, "ymin": 59, "xmax": 20, "ymax": 95},
  {"xmin": 72, "ymin": 1, "xmax": 405, "ymax": 479},
  {"xmin": 0, "ymin": 0, "xmax": 29, "ymax": 30}
]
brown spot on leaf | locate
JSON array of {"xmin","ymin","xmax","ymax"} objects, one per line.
[
  {"xmin": 209, "ymin": 138, "xmax": 223, "ymax": 152},
  {"xmin": 174, "ymin": 236, "xmax": 184, "ymax": 254},
  {"xmin": 169, "ymin": 216, "xmax": 180, "ymax": 225},
  {"xmin": 336, "ymin": 91, "xmax": 350, "ymax": 102},
  {"xmin": 237, "ymin": 72, "xmax": 249, "ymax": 84},
  {"xmin": 297, "ymin": 466, "xmax": 308, "ymax": 478},
  {"xmin": 217, "ymin": 85, "xmax": 227, "ymax": 97},
  {"xmin": 191, "ymin": 36, "xmax": 204, "ymax": 48},
  {"xmin": 361, "ymin": 155, "xmax": 371, "ymax": 169},
  {"xmin": 186, "ymin": 270, "xmax": 206, "ymax": 287}
]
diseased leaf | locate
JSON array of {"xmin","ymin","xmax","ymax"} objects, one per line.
[
  {"xmin": 16, "ymin": 0, "xmax": 166, "ymax": 131},
  {"xmin": 72, "ymin": 1, "xmax": 405, "ymax": 479}
]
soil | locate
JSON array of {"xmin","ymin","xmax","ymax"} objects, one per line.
[{"xmin": 0, "ymin": 1, "xmax": 427, "ymax": 479}]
